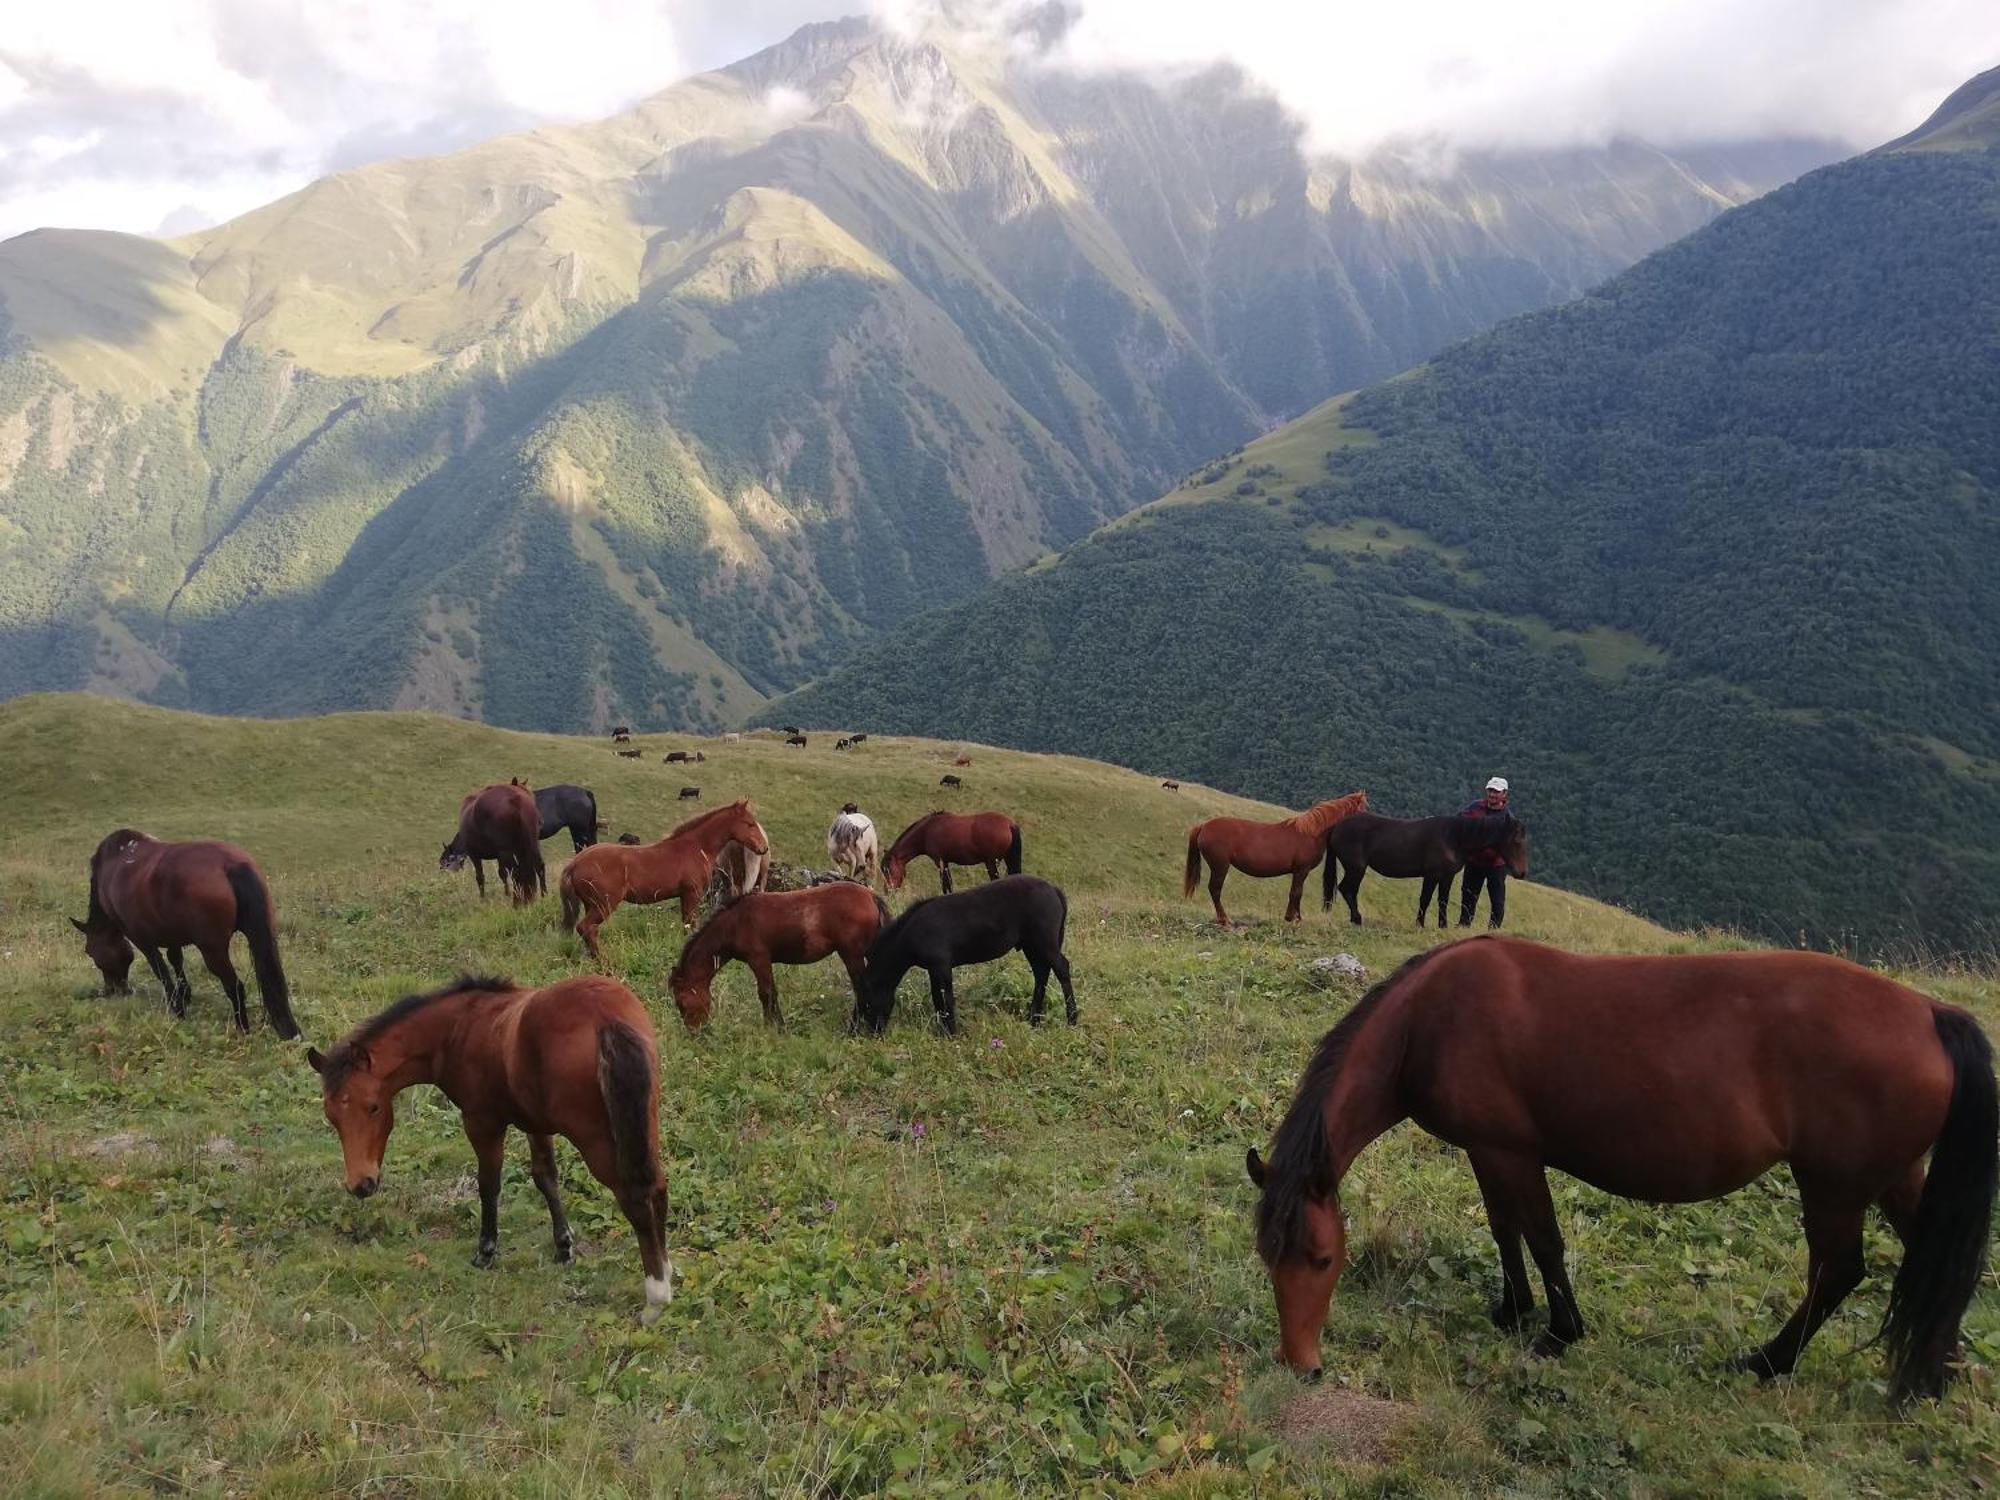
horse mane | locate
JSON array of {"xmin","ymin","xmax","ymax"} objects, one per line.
[
  {"xmin": 871, "ymin": 895, "xmax": 937, "ymax": 947},
  {"xmin": 666, "ymin": 797, "xmax": 752, "ymax": 840},
  {"xmin": 1452, "ymin": 811, "xmax": 1519, "ymax": 850},
  {"xmin": 670, "ymin": 907, "xmax": 734, "ymax": 983},
  {"xmin": 1254, "ymin": 944, "xmax": 1452, "ymax": 1265},
  {"xmin": 1282, "ymin": 791, "xmax": 1368, "ymax": 836},
  {"xmin": 888, "ymin": 811, "xmax": 945, "ymax": 854},
  {"xmin": 320, "ymin": 974, "xmax": 516, "ymax": 1089}
]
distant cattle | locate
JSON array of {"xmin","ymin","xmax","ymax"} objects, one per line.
[
  {"xmin": 679, "ymin": 786, "xmax": 701, "ymax": 800},
  {"xmin": 851, "ymin": 733, "xmax": 869, "ymax": 744},
  {"xmin": 664, "ymin": 750, "xmax": 693, "ymax": 764},
  {"xmin": 786, "ymin": 735, "xmax": 808, "ymax": 748},
  {"xmin": 780, "ymin": 725, "xmax": 802, "ymax": 736},
  {"xmin": 940, "ymin": 774, "xmax": 963, "ymax": 788},
  {"xmin": 835, "ymin": 738, "xmax": 853, "ymax": 750},
  {"xmin": 1162, "ymin": 780, "xmax": 1180, "ymax": 791},
  {"xmin": 722, "ymin": 732, "xmax": 741, "ymax": 743},
  {"xmin": 842, "ymin": 801, "xmax": 860, "ymax": 814},
  {"xmin": 617, "ymin": 832, "xmax": 643, "ymax": 845},
  {"xmin": 616, "ymin": 749, "xmax": 642, "ymax": 759},
  {"xmin": 611, "ymin": 725, "xmax": 631, "ymax": 737},
  {"xmin": 953, "ymin": 755, "xmax": 972, "ymax": 767}
]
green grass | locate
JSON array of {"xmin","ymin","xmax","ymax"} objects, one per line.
[
  {"xmin": 1, "ymin": 694, "xmax": 1995, "ymax": 1496},
  {"xmin": 1398, "ymin": 598, "xmax": 1668, "ymax": 681}
]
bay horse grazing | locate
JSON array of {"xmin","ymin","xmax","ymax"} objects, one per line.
[
  {"xmin": 786, "ymin": 735, "xmax": 808, "ymax": 748},
  {"xmin": 827, "ymin": 807, "xmax": 879, "ymax": 885},
  {"xmin": 1182, "ymin": 792, "xmax": 1367, "ymax": 927},
  {"xmin": 884, "ymin": 811, "xmax": 1021, "ymax": 894},
  {"xmin": 669, "ymin": 883, "xmax": 891, "ymax": 1028},
  {"xmin": 856, "ymin": 875, "xmax": 1074, "ymax": 1035},
  {"xmin": 440, "ymin": 782, "xmax": 544, "ymax": 903},
  {"xmin": 72, "ymin": 829, "xmax": 301, "ymax": 1038},
  {"xmin": 1324, "ymin": 811, "xmax": 1529, "ymax": 927},
  {"xmin": 534, "ymin": 784, "xmax": 600, "ymax": 854},
  {"xmin": 559, "ymin": 799, "xmax": 768, "ymax": 961},
  {"xmin": 306, "ymin": 975, "xmax": 674, "ymax": 1321},
  {"xmin": 1246, "ymin": 937, "xmax": 1996, "ymax": 1403}
]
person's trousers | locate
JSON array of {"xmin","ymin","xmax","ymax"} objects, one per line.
[{"xmin": 1459, "ymin": 866, "xmax": 1506, "ymax": 927}]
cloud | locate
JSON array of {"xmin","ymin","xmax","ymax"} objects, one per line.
[{"xmin": 1, "ymin": 0, "xmax": 1994, "ymax": 244}]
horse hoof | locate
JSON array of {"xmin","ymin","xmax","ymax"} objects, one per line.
[
  {"xmin": 554, "ymin": 1242, "xmax": 574, "ymax": 1265},
  {"xmin": 1729, "ymin": 1348, "xmax": 1786, "ymax": 1381},
  {"xmin": 471, "ymin": 1248, "xmax": 496, "ymax": 1270},
  {"xmin": 1528, "ymin": 1331, "xmax": 1572, "ymax": 1360}
]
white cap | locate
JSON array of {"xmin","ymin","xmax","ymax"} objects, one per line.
[{"xmin": 1485, "ymin": 777, "xmax": 1510, "ymax": 793}]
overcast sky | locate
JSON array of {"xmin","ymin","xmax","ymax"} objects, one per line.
[{"xmin": 2, "ymin": 0, "xmax": 1994, "ymax": 244}]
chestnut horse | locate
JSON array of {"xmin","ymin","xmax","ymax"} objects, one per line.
[
  {"xmin": 1247, "ymin": 937, "xmax": 1996, "ymax": 1403},
  {"xmin": 668, "ymin": 882, "xmax": 891, "ymax": 1029},
  {"xmin": 883, "ymin": 811, "xmax": 1021, "ymax": 893},
  {"xmin": 559, "ymin": 799, "xmax": 768, "ymax": 961},
  {"xmin": 72, "ymin": 829, "xmax": 301, "ymax": 1038},
  {"xmin": 1182, "ymin": 792, "xmax": 1367, "ymax": 926},
  {"xmin": 440, "ymin": 781, "xmax": 544, "ymax": 903},
  {"xmin": 307, "ymin": 975, "xmax": 674, "ymax": 1321}
]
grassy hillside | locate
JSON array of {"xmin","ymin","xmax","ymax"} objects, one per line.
[
  {"xmin": 0, "ymin": 19, "xmax": 1832, "ymax": 728},
  {"xmin": 769, "ymin": 76, "xmax": 2000, "ymax": 956},
  {"xmin": 1, "ymin": 695, "xmax": 1995, "ymax": 1495}
]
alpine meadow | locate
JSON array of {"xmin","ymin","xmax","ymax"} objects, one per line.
[{"xmin": 5, "ymin": 10, "xmax": 2000, "ymax": 1500}]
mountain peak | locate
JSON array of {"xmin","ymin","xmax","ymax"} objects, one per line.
[{"xmin": 1877, "ymin": 62, "xmax": 2000, "ymax": 153}]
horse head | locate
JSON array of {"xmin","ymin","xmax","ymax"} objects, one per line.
[
  {"xmin": 1245, "ymin": 1146, "xmax": 1345, "ymax": 1380},
  {"xmin": 307, "ymin": 1043, "xmax": 394, "ymax": 1198},
  {"xmin": 71, "ymin": 913, "xmax": 134, "ymax": 994},
  {"xmin": 439, "ymin": 839, "xmax": 468, "ymax": 872},
  {"xmin": 1502, "ymin": 817, "xmax": 1530, "ymax": 878},
  {"xmin": 730, "ymin": 800, "xmax": 769, "ymax": 855}
]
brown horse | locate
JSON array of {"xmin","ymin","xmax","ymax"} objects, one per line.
[
  {"xmin": 441, "ymin": 781, "xmax": 544, "ymax": 903},
  {"xmin": 1246, "ymin": 937, "xmax": 1996, "ymax": 1403},
  {"xmin": 307, "ymin": 975, "xmax": 674, "ymax": 1320},
  {"xmin": 1182, "ymin": 792, "xmax": 1367, "ymax": 926},
  {"xmin": 883, "ymin": 811, "xmax": 1022, "ymax": 893},
  {"xmin": 559, "ymin": 799, "xmax": 768, "ymax": 961},
  {"xmin": 668, "ymin": 883, "xmax": 891, "ymax": 1029},
  {"xmin": 73, "ymin": 829, "xmax": 301, "ymax": 1038}
]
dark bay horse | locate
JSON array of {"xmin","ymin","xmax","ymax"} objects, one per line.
[
  {"xmin": 534, "ymin": 784, "xmax": 601, "ymax": 853},
  {"xmin": 669, "ymin": 882, "xmax": 891, "ymax": 1029},
  {"xmin": 1246, "ymin": 937, "xmax": 1996, "ymax": 1403},
  {"xmin": 440, "ymin": 781, "xmax": 545, "ymax": 903},
  {"xmin": 883, "ymin": 811, "xmax": 1022, "ymax": 893},
  {"xmin": 73, "ymin": 829, "xmax": 301, "ymax": 1038},
  {"xmin": 1324, "ymin": 811, "xmax": 1529, "ymax": 926},
  {"xmin": 1183, "ymin": 792, "xmax": 1368, "ymax": 927},
  {"xmin": 856, "ymin": 875, "xmax": 1074, "ymax": 1034},
  {"xmin": 307, "ymin": 975, "xmax": 674, "ymax": 1320},
  {"xmin": 559, "ymin": 799, "xmax": 767, "ymax": 961}
]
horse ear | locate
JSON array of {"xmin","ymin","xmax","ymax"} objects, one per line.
[
  {"xmin": 306, "ymin": 1046, "xmax": 326, "ymax": 1073},
  {"xmin": 1245, "ymin": 1147, "xmax": 1268, "ymax": 1188}
]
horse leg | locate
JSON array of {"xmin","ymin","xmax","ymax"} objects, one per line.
[
  {"xmin": 466, "ymin": 1116, "xmax": 508, "ymax": 1268},
  {"xmin": 1877, "ymin": 1158, "xmax": 1925, "ymax": 1246},
  {"xmin": 577, "ymin": 908, "xmax": 607, "ymax": 965},
  {"xmin": 750, "ymin": 956, "xmax": 783, "ymax": 1028},
  {"xmin": 164, "ymin": 945, "xmax": 194, "ymax": 1013},
  {"xmin": 1481, "ymin": 1152, "xmax": 1585, "ymax": 1355},
  {"xmin": 1207, "ymin": 860, "xmax": 1231, "ymax": 928},
  {"xmin": 576, "ymin": 1136, "xmax": 672, "ymax": 1323},
  {"xmin": 928, "ymin": 966, "xmax": 957, "ymax": 1035},
  {"xmin": 937, "ymin": 859, "xmax": 953, "ymax": 895},
  {"xmin": 1053, "ymin": 951, "xmax": 1078, "ymax": 1025},
  {"xmin": 1732, "ymin": 1182, "xmax": 1868, "ymax": 1380},
  {"xmin": 1468, "ymin": 1150, "xmax": 1536, "ymax": 1331},
  {"xmin": 679, "ymin": 885, "xmax": 700, "ymax": 928},
  {"xmin": 1416, "ymin": 878, "xmax": 1434, "ymax": 928},
  {"xmin": 473, "ymin": 858, "xmax": 486, "ymax": 898},
  {"xmin": 527, "ymin": 1133, "xmax": 574, "ymax": 1264},
  {"xmin": 195, "ymin": 940, "xmax": 249, "ymax": 1032},
  {"xmin": 1026, "ymin": 955, "xmax": 1049, "ymax": 1026},
  {"xmin": 841, "ymin": 949, "xmax": 868, "ymax": 1009},
  {"xmin": 1284, "ymin": 869, "xmax": 1306, "ymax": 923},
  {"xmin": 1436, "ymin": 870, "xmax": 1457, "ymax": 929},
  {"xmin": 137, "ymin": 945, "xmax": 181, "ymax": 1016},
  {"xmin": 1339, "ymin": 865, "xmax": 1364, "ymax": 925}
]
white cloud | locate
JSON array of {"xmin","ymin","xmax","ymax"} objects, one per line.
[{"xmin": 1, "ymin": 0, "xmax": 1994, "ymax": 244}]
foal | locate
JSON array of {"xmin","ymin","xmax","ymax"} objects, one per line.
[
  {"xmin": 308, "ymin": 975, "xmax": 675, "ymax": 1321},
  {"xmin": 669, "ymin": 882, "xmax": 890, "ymax": 1028},
  {"xmin": 856, "ymin": 875, "xmax": 1075, "ymax": 1034}
]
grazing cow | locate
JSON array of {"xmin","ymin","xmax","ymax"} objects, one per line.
[
  {"xmin": 836, "ymin": 738, "xmax": 853, "ymax": 750},
  {"xmin": 618, "ymin": 833, "xmax": 643, "ymax": 845},
  {"xmin": 664, "ymin": 751, "xmax": 690, "ymax": 764},
  {"xmin": 693, "ymin": 751, "xmax": 706, "ymax": 764},
  {"xmin": 851, "ymin": 734, "xmax": 869, "ymax": 744},
  {"xmin": 679, "ymin": 786, "xmax": 701, "ymax": 800},
  {"xmin": 612, "ymin": 725, "xmax": 631, "ymax": 737},
  {"xmin": 1163, "ymin": 780, "xmax": 1180, "ymax": 791},
  {"xmin": 780, "ymin": 725, "xmax": 801, "ymax": 735},
  {"xmin": 617, "ymin": 748, "xmax": 641, "ymax": 759},
  {"xmin": 613, "ymin": 732, "xmax": 631, "ymax": 745},
  {"xmin": 940, "ymin": 774, "xmax": 962, "ymax": 788},
  {"xmin": 786, "ymin": 735, "xmax": 808, "ymax": 748}
]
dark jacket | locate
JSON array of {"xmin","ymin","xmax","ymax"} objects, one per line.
[{"xmin": 1459, "ymin": 799, "xmax": 1511, "ymax": 868}]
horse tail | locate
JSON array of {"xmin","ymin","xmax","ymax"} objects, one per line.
[
  {"xmin": 596, "ymin": 1020, "xmax": 661, "ymax": 1196},
  {"xmin": 871, "ymin": 892, "xmax": 893, "ymax": 930},
  {"xmin": 1182, "ymin": 826, "xmax": 1204, "ymax": 899},
  {"xmin": 226, "ymin": 863, "xmax": 300, "ymax": 1040},
  {"xmin": 559, "ymin": 862, "xmax": 582, "ymax": 932},
  {"xmin": 584, "ymin": 790, "xmax": 600, "ymax": 846},
  {"xmin": 1321, "ymin": 826, "xmax": 1345, "ymax": 912},
  {"xmin": 1881, "ymin": 1005, "xmax": 1998, "ymax": 1402},
  {"xmin": 1006, "ymin": 822, "xmax": 1023, "ymax": 875}
]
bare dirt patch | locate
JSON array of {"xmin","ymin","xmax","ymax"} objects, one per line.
[{"xmin": 1273, "ymin": 1389, "xmax": 1416, "ymax": 1464}]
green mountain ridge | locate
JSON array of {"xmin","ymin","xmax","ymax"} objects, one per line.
[
  {"xmin": 766, "ymin": 71, "xmax": 2000, "ymax": 952},
  {"xmin": 0, "ymin": 17, "xmax": 1834, "ymax": 726}
]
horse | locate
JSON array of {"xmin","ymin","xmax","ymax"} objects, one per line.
[
  {"xmin": 1324, "ymin": 811, "xmax": 1530, "ymax": 926},
  {"xmin": 940, "ymin": 774, "xmax": 962, "ymax": 788},
  {"xmin": 1162, "ymin": 781, "xmax": 1180, "ymax": 791},
  {"xmin": 884, "ymin": 811, "xmax": 1022, "ymax": 894},
  {"xmin": 534, "ymin": 784, "xmax": 600, "ymax": 854},
  {"xmin": 617, "ymin": 749, "xmax": 642, "ymax": 759},
  {"xmin": 1245, "ymin": 937, "xmax": 1997, "ymax": 1403},
  {"xmin": 851, "ymin": 734, "xmax": 869, "ymax": 744},
  {"xmin": 558, "ymin": 799, "xmax": 768, "ymax": 961},
  {"xmin": 836, "ymin": 738, "xmax": 853, "ymax": 750},
  {"xmin": 440, "ymin": 782, "xmax": 545, "ymax": 903},
  {"xmin": 679, "ymin": 786, "xmax": 701, "ymax": 800},
  {"xmin": 72, "ymin": 829, "xmax": 301, "ymax": 1038},
  {"xmin": 1182, "ymin": 792, "xmax": 1367, "ymax": 927},
  {"xmin": 708, "ymin": 838, "xmax": 770, "ymax": 909},
  {"xmin": 828, "ymin": 808, "xmax": 879, "ymax": 885},
  {"xmin": 786, "ymin": 735, "xmax": 808, "ymax": 748},
  {"xmin": 856, "ymin": 875, "xmax": 1074, "ymax": 1035},
  {"xmin": 669, "ymin": 883, "xmax": 891, "ymax": 1028},
  {"xmin": 306, "ymin": 975, "xmax": 674, "ymax": 1322}
]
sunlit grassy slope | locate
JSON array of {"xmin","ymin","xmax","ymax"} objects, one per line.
[{"xmin": 1, "ymin": 695, "xmax": 1994, "ymax": 1496}]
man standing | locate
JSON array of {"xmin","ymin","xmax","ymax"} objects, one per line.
[{"xmin": 1458, "ymin": 776, "xmax": 1512, "ymax": 929}]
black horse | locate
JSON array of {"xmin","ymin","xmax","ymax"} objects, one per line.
[
  {"xmin": 534, "ymin": 785, "xmax": 601, "ymax": 854},
  {"xmin": 1323, "ymin": 812, "xmax": 1529, "ymax": 927},
  {"xmin": 855, "ymin": 875, "xmax": 1075, "ymax": 1034}
]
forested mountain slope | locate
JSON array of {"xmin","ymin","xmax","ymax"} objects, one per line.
[
  {"xmin": 768, "ymin": 67, "xmax": 2000, "ymax": 951},
  {"xmin": 0, "ymin": 18, "xmax": 1830, "ymax": 728}
]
